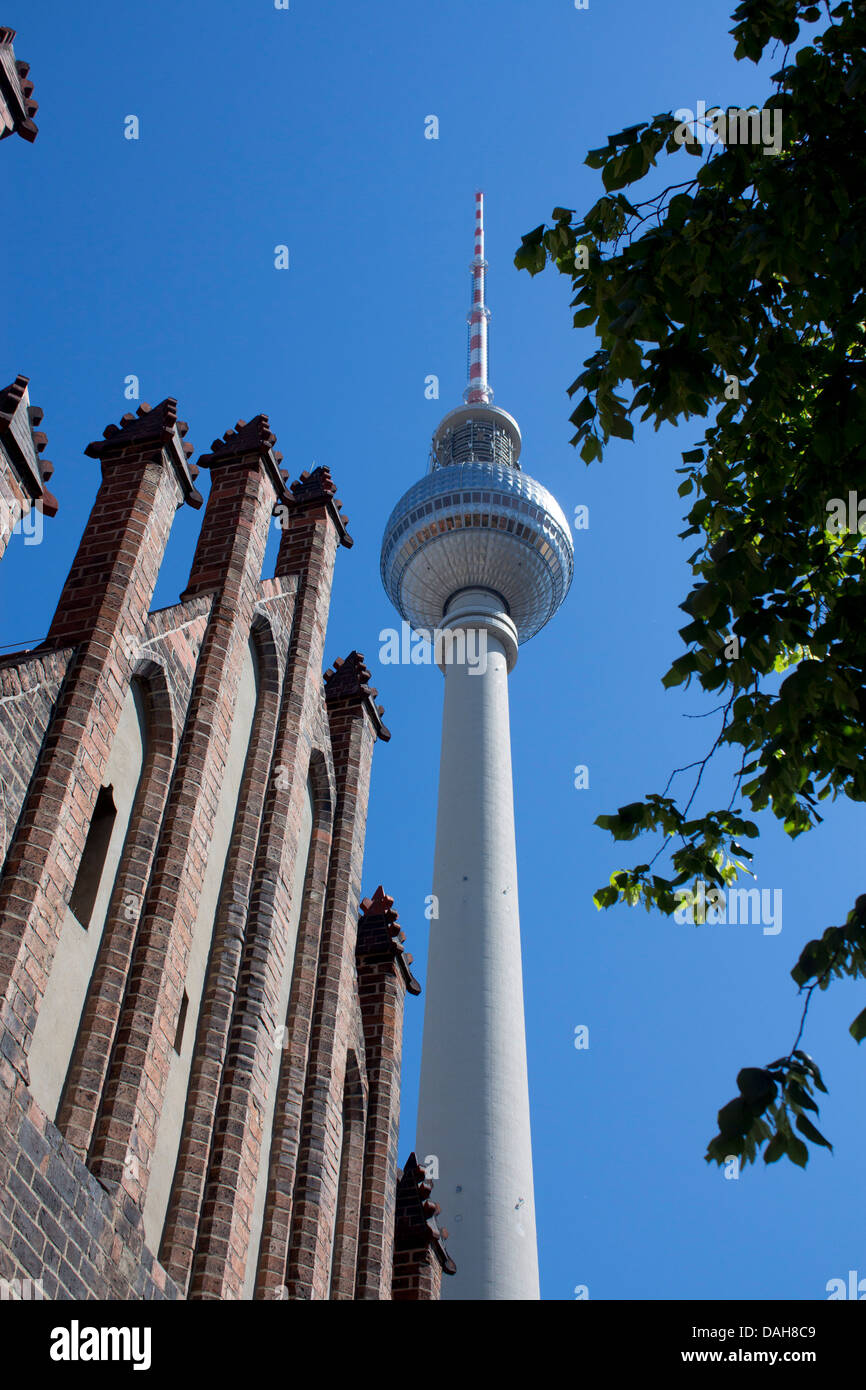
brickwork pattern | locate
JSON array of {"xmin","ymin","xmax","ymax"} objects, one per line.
[
  {"xmin": 0, "ymin": 399, "xmax": 438, "ymax": 1300},
  {"xmin": 0, "ymin": 1055, "xmax": 179, "ymax": 1301},
  {"xmin": 392, "ymin": 1153, "xmax": 455, "ymax": 1300}
]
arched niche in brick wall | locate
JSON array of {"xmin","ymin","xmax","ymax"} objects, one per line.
[
  {"xmin": 328, "ymin": 1047, "xmax": 368, "ymax": 1300},
  {"xmin": 143, "ymin": 635, "xmax": 262, "ymax": 1254},
  {"xmin": 55, "ymin": 658, "xmax": 177, "ymax": 1159},
  {"xmin": 29, "ymin": 680, "xmax": 149, "ymax": 1120}
]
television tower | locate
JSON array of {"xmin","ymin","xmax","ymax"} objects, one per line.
[{"xmin": 380, "ymin": 194, "xmax": 573, "ymax": 1299}]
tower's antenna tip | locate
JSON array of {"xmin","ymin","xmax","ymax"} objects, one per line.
[{"xmin": 465, "ymin": 192, "xmax": 492, "ymax": 405}]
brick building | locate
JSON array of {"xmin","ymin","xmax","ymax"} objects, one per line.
[{"xmin": 0, "ymin": 397, "xmax": 454, "ymax": 1299}]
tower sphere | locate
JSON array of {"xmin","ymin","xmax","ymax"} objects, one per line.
[{"xmin": 380, "ymin": 407, "xmax": 574, "ymax": 645}]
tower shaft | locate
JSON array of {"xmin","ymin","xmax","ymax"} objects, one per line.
[
  {"xmin": 416, "ymin": 592, "xmax": 539, "ymax": 1299},
  {"xmin": 381, "ymin": 194, "xmax": 573, "ymax": 1300}
]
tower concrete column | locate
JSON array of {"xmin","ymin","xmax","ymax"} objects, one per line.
[
  {"xmin": 416, "ymin": 590, "xmax": 539, "ymax": 1300},
  {"xmin": 381, "ymin": 194, "xmax": 573, "ymax": 1300}
]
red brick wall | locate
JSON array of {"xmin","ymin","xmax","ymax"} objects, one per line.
[
  {"xmin": 56, "ymin": 593, "xmax": 214, "ymax": 1162},
  {"xmin": 0, "ymin": 405, "xmax": 436, "ymax": 1301},
  {"xmin": 88, "ymin": 422, "xmax": 278, "ymax": 1209},
  {"xmin": 0, "ymin": 402, "xmax": 196, "ymax": 1088},
  {"xmin": 0, "ymin": 1055, "xmax": 178, "ymax": 1301},
  {"xmin": 0, "ymin": 649, "xmax": 73, "ymax": 867}
]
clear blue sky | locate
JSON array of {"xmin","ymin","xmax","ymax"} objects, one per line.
[{"xmin": 3, "ymin": 0, "xmax": 862, "ymax": 1301}]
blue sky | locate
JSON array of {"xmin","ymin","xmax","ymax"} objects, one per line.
[{"xmin": 3, "ymin": 0, "xmax": 863, "ymax": 1301}]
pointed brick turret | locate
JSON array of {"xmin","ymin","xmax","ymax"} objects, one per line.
[
  {"xmin": 286, "ymin": 465, "xmax": 350, "ymax": 539},
  {"xmin": 183, "ymin": 413, "xmax": 285, "ymax": 599},
  {"xmin": 84, "ymin": 397, "xmax": 201, "ymax": 496},
  {"xmin": 286, "ymin": 655, "xmax": 391, "ymax": 1297},
  {"xmin": 357, "ymin": 886, "xmax": 420, "ymax": 994},
  {"xmin": 354, "ymin": 889, "xmax": 420, "ymax": 1298},
  {"xmin": 43, "ymin": 400, "xmax": 200, "ymax": 650},
  {"xmin": 393, "ymin": 1153, "xmax": 455, "ymax": 1299},
  {"xmin": 324, "ymin": 652, "xmax": 390, "ymax": 742},
  {"xmin": 196, "ymin": 413, "xmax": 286, "ymax": 484},
  {"xmin": 156, "ymin": 412, "xmax": 296, "ymax": 1292},
  {"xmin": 237, "ymin": 466, "xmax": 359, "ymax": 1300}
]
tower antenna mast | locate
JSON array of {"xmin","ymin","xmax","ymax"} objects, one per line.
[{"xmin": 464, "ymin": 191, "xmax": 493, "ymax": 406}]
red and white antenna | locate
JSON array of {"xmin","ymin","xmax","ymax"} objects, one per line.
[{"xmin": 464, "ymin": 191, "xmax": 493, "ymax": 405}]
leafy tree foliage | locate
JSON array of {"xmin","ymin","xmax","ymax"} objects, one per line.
[
  {"xmin": 706, "ymin": 893, "xmax": 866, "ymax": 1167},
  {"xmin": 516, "ymin": 0, "xmax": 866, "ymax": 1165}
]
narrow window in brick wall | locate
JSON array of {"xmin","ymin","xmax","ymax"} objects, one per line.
[
  {"xmin": 69, "ymin": 785, "xmax": 117, "ymax": 927},
  {"xmin": 173, "ymin": 990, "xmax": 189, "ymax": 1055}
]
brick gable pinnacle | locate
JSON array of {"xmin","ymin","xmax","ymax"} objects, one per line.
[
  {"xmin": 85, "ymin": 400, "xmax": 203, "ymax": 508},
  {"xmin": 394, "ymin": 1153, "xmax": 456, "ymax": 1274},
  {"xmin": 357, "ymin": 886, "xmax": 420, "ymax": 994},
  {"xmin": 282, "ymin": 465, "xmax": 352, "ymax": 548},
  {"xmin": 324, "ymin": 652, "xmax": 390, "ymax": 741},
  {"xmin": 197, "ymin": 414, "xmax": 289, "ymax": 501}
]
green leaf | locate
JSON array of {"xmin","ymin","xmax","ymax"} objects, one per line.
[
  {"xmin": 763, "ymin": 1132, "xmax": 787, "ymax": 1164},
  {"xmin": 793, "ymin": 1051, "xmax": 829, "ymax": 1092},
  {"xmin": 786, "ymin": 1135, "xmax": 809, "ymax": 1168},
  {"xmin": 786, "ymin": 1081, "xmax": 818, "ymax": 1114},
  {"xmin": 593, "ymin": 885, "xmax": 619, "ymax": 910},
  {"xmin": 717, "ymin": 1096, "xmax": 752, "ymax": 1138},
  {"xmin": 849, "ymin": 1006, "xmax": 866, "ymax": 1043},
  {"xmin": 737, "ymin": 1067, "xmax": 777, "ymax": 1110},
  {"xmin": 795, "ymin": 1114, "xmax": 833, "ymax": 1150}
]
